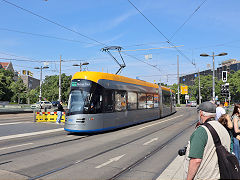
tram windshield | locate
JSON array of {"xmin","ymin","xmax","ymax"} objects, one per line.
[{"xmin": 68, "ymin": 79, "xmax": 103, "ymax": 115}]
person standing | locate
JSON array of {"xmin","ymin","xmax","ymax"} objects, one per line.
[
  {"xmin": 232, "ymin": 104, "xmax": 240, "ymax": 163},
  {"xmin": 185, "ymin": 101, "xmax": 230, "ymax": 180},
  {"xmin": 56, "ymin": 101, "xmax": 64, "ymax": 124},
  {"xmin": 215, "ymin": 101, "xmax": 226, "ymax": 120}
]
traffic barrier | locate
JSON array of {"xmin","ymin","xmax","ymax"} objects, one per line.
[
  {"xmin": 35, "ymin": 112, "xmax": 47, "ymax": 122},
  {"xmin": 61, "ymin": 112, "xmax": 65, "ymax": 123},
  {"xmin": 35, "ymin": 111, "xmax": 65, "ymax": 123}
]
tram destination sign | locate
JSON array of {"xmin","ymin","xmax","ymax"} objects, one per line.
[{"xmin": 71, "ymin": 80, "xmax": 91, "ymax": 87}]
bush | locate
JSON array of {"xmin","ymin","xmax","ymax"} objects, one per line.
[{"xmin": 176, "ymin": 104, "xmax": 181, "ymax": 107}]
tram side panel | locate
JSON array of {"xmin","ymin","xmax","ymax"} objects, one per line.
[{"xmin": 161, "ymin": 89, "xmax": 172, "ymax": 117}]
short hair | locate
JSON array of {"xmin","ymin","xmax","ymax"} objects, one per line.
[
  {"xmin": 218, "ymin": 114, "xmax": 228, "ymax": 128},
  {"xmin": 220, "ymin": 101, "xmax": 225, "ymax": 105},
  {"xmin": 202, "ymin": 111, "xmax": 216, "ymax": 117}
]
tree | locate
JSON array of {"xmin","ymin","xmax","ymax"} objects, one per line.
[
  {"xmin": 41, "ymin": 74, "xmax": 71, "ymax": 102},
  {"xmin": 0, "ymin": 69, "xmax": 14, "ymax": 101},
  {"xmin": 10, "ymin": 78, "xmax": 27, "ymax": 103}
]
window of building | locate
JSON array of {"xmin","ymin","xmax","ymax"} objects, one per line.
[
  {"xmin": 115, "ymin": 91, "xmax": 127, "ymax": 112},
  {"xmin": 146, "ymin": 94, "xmax": 154, "ymax": 109},
  {"xmin": 127, "ymin": 92, "xmax": 137, "ymax": 110},
  {"xmin": 138, "ymin": 93, "xmax": 146, "ymax": 109}
]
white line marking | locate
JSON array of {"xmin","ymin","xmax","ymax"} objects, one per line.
[
  {"xmin": 0, "ymin": 122, "xmax": 30, "ymax": 126},
  {"xmin": 0, "ymin": 128, "xmax": 64, "ymax": 141},
  {"xmin": 95, "ymin": 154, "xmax": 125, "ymax": 169},
  {"xmin": 138, "ymin": 115, "xmax": 184, "ymax": 130},
  {"xmin": 0, "ymin": 143, "xmax": 33, "ymax": 151},
  {"xmin": 143, "ymin": 138, "xmax": 158, "ymax": 145}
]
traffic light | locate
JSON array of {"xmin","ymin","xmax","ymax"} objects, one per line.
[
  {"xmin": 222, "ymin": 71, "xmax": 227, "ymax": 82},
  {"xmin": 22, "ymin": 70, "xmax": 26, "ymax": 75},
  {"xmin": 221, "ymin": 83, "xmax": 229, "ymax": 96}
]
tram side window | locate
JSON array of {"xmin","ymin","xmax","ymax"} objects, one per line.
[
  {"xmin": 127, "ymin": 92, "xmax": 137, "ymax": 110},
  {"xmin": 146, "ymin": 94, "xmax": 154, "ymax": 109},
  {"xmin": 103, "ymin": 90, "xmax": 114, "ymax": 112},
  {"xmin": 154, "ymin": 94, "xmax": 159, "ymax": 108},
  {"xmin": 115, "ymin": 91, "xmax": 127, "ymax": 112},
  {"xmin": 138, "ymin": 93, "xmax": 146, "ymax": 109},
  {"xmin": 162, "ymin": 90, "xmax": 171, "ymax": 107}
]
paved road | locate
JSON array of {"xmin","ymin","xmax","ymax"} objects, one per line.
[{"xmin": 0, "ymin": 108, "xmax": 197, "ymax": 180}]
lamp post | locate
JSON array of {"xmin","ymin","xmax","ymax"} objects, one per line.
[
  {"xmin": 34, "ymin": 66, "xmax": 49, "ymax": 102},
  {"xmin": 73, "ymin": 62, "xmax": 89, "ymax": 71},
  {"xmin": 200, "ymin": 52, "xmax": 227, "ymax": 101}
]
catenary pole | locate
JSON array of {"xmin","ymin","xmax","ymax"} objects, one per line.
[
  {"xmin": 59, "ymin": 55, "xmax": 62, "ymax": 102},
  {"xmin": 177, "ymin": 55, "xmax": 180, "ymax": 105},
  {"xmin": 198, "ymin": 69, "xmax": 201, "ymax": 104}
]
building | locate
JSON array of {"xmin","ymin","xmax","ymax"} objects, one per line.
[
  {"xmin": 180, "ymin": 59, "xmax": 240, "ymax": 86},
  {"xmin": 0, "ymin": 61, "xmax": 40, "ymax": 90},
  {"xmin": 0, "ymin": 62, "xmax": 14, "ymax": 72},
  {"xmin": 20, "ymin": 74, "xmax": 40, "ymax": 90}
]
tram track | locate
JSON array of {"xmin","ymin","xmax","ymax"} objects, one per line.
[{"xmin": 26, "ymin": 112, "xmax": 197, "ymax": 180}]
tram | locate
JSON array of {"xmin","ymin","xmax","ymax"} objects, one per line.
[{"xmin": 64, "ymin": 71, "xmax": 176, "ymax": 133}]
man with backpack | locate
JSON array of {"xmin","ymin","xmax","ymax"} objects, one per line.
[{"xmin": 185, "ymin": 101, "xmax": 235, "ymax": 179}]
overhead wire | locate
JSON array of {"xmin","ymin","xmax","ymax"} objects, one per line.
[
  {"xmin": 127, "ymin": 0, "xmax": 196, "ymax": 66},
  {"xmin": 170, "ymin": 0, "xmax": 208, "ymax": 40},
  {"xmin": 2, "ymin": 0, "xmax": 106, "ymax": 46},
  {"xmin": 1, "ymin": 0, "xmax": 164, "ymax": 73},
  {"xmin": 0, "ymin": 28, "xmax": 99, "ymax": 45}
]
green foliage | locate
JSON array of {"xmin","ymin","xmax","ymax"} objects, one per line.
[
  {"xmin": 10, "ymin": 78, "xmax": 27, "ymax": 103},
  {"xmin": 0, "ymin": 69, "xmax": 14, "ymax": 101},
  {"xmin": 187, "ymin": 70, "xmax": 240, "ymax": 103},
  {"xmin": 41, "ymin": 73, "xmax": 71, "ymax": 103}
]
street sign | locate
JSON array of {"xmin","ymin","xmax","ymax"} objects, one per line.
[
  {"xmin": 181, "ymin": 85, "xmax": 188, "ymax": 94},
  {"xmin": 185, "ymin": 95, "xmax": 189, "ymax": 100}
]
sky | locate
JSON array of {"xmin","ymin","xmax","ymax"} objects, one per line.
[{"xmin": 0, "ymin": 0, "xmax": 239, "ymax": 85}]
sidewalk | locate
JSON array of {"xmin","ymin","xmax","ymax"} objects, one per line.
[{"xmin": 157, "ymin": 155, "xmax": 185, "ymax": 180}]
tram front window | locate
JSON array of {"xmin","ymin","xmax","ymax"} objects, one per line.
[
  {"xmin": 68, "ymin": 90, "xmax": 90, "ymax": 114},
  {"xmin": 68, "ymin": 80, "xmax": 103, "ymax": 115}
]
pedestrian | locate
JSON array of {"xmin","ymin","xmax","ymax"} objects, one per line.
[
  {"xmin": 56, "ymin": 101, "xmax": 64, "ymax": 124},
  {"xmin": 215, "ymin": 101, "xmax": 226, "ymax": 120},
  {"xmin": 232, "ymin": 104, "xmax": 240, "ymax": 162},
  {"xmin": 218, "ymin": 114, "xmax": 234, "ymax": 153},
  {"xmin": 184, "ymin": 101, "xmax": 230, "ymax": 180}
]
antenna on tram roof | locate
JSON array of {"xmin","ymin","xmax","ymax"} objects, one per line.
[{"xmin": 101, "ymin": 46, "xmax": 126, "ymax": 75}]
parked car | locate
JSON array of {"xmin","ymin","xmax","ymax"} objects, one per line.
[
  {"xmin": 52, "ymin": 101, "xmax": 60, "ymax": 107},
  {"xmin": 31, "ymin": 101, "xmax": 52, "ymax": 109},
  {"xmin": 190, "ymin": 101, "xmax": 197, "ymax": 107},
  {"xmin": 186, "ymin": 101, "xmax": 197, "ymax": 107}
]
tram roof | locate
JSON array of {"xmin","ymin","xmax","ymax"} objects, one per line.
[{"xmin": 72, "ymin": 71, "xmax": 160, "ymax": 89}]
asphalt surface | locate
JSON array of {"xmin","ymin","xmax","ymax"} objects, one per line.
[{"xmin": 0, "ymin": 108, "xmax": 197, "ymax": 180}]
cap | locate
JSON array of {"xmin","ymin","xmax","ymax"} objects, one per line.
[{"xmin": 197, "ymin": 101, "xmax": 216, "ymax": 113}]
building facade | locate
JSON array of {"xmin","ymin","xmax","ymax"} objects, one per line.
[{"xmin": 20, "ymin": 75, "xmax": 40, "ymax": 90}]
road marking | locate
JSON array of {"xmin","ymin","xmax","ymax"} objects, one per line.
[
  {"xmin": 95, "ymin": 154, "xmax": 125, "ymax": 169},
  {"xmin": 143, "ymin": 138, "xmax": 159, "ymax": 145},
  {"xmin": 0, "ymin": 122, "xmax": 30, "ymax": 126},
  {"xmin": 0, "ymin": 143, "xmax": 33, "ymax": 151},
  {"xmin": 0, "ymin": 128, "xmax": 64, "ymax": 141},
  {"xmin": 138, "ymin": 115, "xmax": 184, "ymax": 130}
]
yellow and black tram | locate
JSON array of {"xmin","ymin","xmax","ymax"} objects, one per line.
[{"xmin": 64, "ymin": 71, "xmax": 176, "ymax": 133}]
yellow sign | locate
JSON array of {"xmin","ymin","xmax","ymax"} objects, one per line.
[{"xmin": 181, "ymin": 85, "xmax": 188, "ymax": 94}]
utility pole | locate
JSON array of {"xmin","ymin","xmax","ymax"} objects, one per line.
[
  {"xmin": 198, "ymin": 69, "xmax": 201, "ymax": 104},
  {"xmin": 212, "ymin": 52, "xmax": 215, "ymax": 101},
  {"xmin": 59, "ymin": 55, "xmax": 62, "ymax": 102},
  {"xmin": 177, "ymin": 55, "xmax": 180, "ymax": 105}
]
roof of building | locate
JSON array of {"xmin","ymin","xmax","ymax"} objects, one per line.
[{"xmin": 0, "ymin": 62, "xmax": 10, "ymax": 69}]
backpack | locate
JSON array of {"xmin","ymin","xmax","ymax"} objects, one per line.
[{"xmin": 204, "ymin": 123, "xmax": 240, "ymax": 179}]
